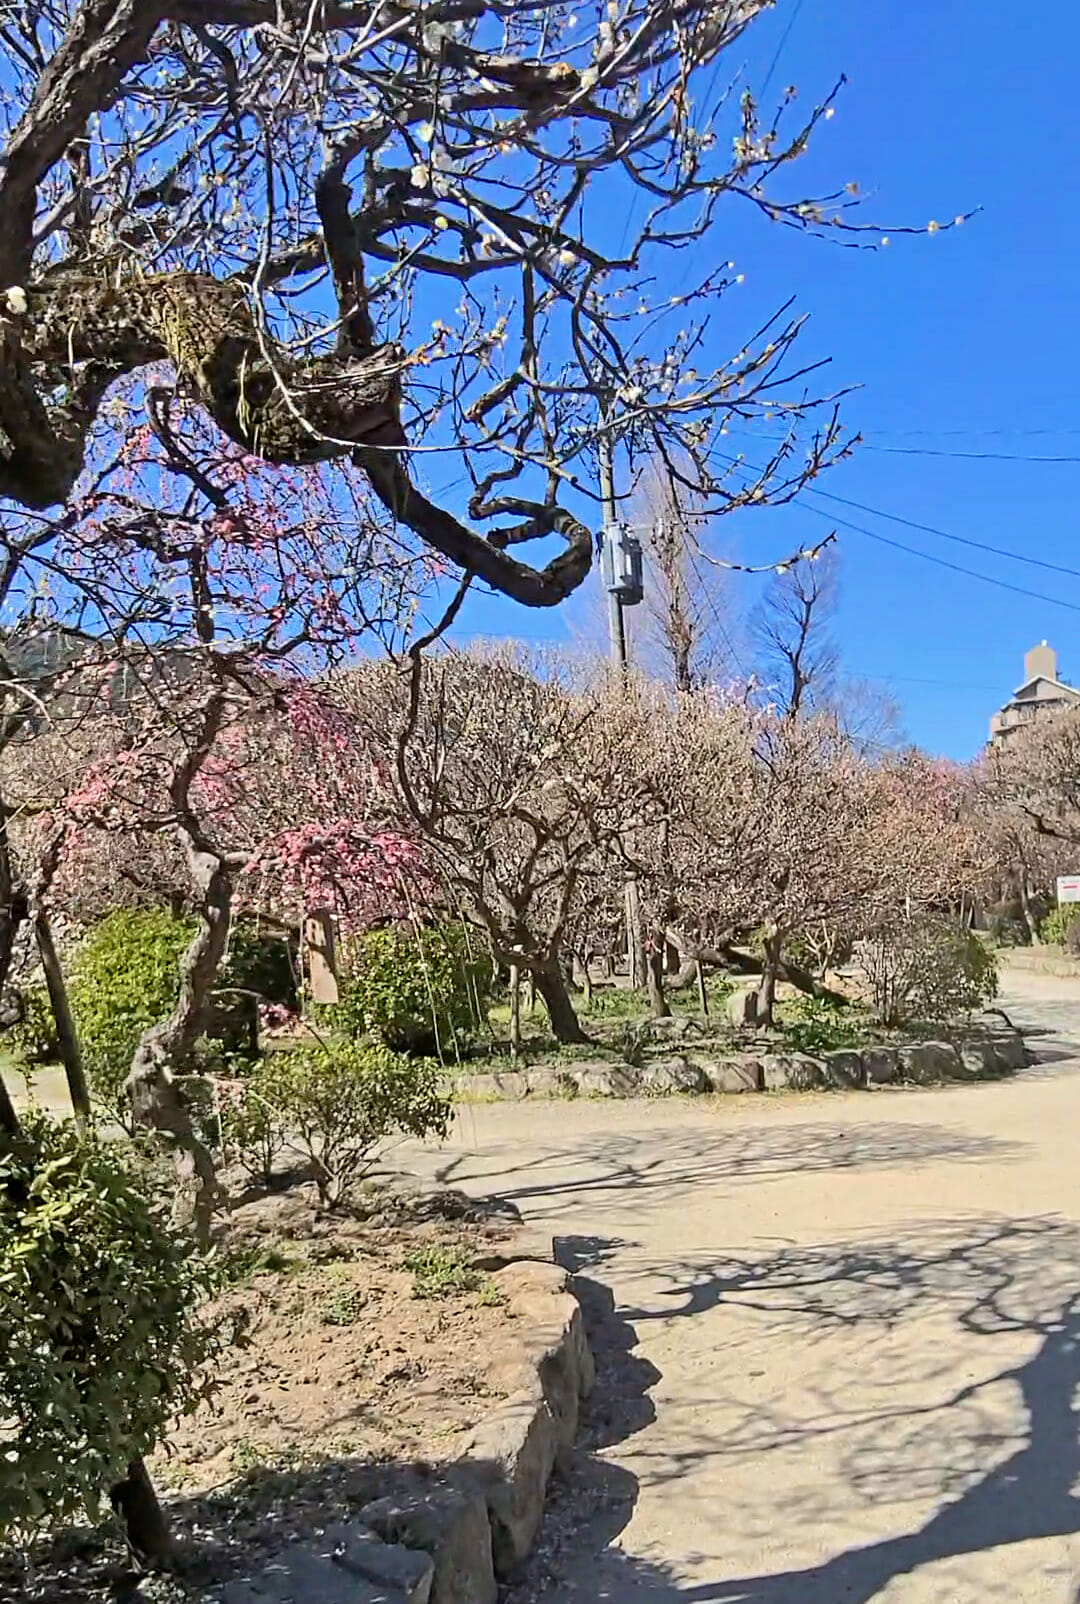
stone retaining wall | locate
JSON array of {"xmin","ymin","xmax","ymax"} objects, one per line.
[
  {"xmin": 455, "ymin": 1026, "xmax": 1031, "ymax": 1104},
  {"xmin": 213, "ymin": 1253, "xmax": 591, "ymax": 1604}
]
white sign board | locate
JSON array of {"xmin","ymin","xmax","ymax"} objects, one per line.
[{"xmin": 1057, "ymin": 876, "xmax": 1080, "ymax": 904}]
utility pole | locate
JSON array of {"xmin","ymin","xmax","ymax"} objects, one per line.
[
  {"xmin": 599, "ymin": 437, "xmax": 629, "ymax": 671},
  {"xmin": 598, "ymin": 429, "xmax": 648, "ymax": 989}
]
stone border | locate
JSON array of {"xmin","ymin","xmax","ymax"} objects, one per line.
[
  {"xmin": 212, "ymin": 1247, "xmax": 593, "ymax": 1604},
  {"xmin": 454, "ymin": 1025, "xmax": 1032, "ymax": 1104}
]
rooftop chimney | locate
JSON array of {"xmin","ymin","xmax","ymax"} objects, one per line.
[{"xmin": 1025, "ymin": 641, "xmax": 1058, "ymax": 684}]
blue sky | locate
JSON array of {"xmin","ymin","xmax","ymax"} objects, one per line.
[{"xmin": 445, "ymin": 0, "xmax": 1080, "ymax": 759}]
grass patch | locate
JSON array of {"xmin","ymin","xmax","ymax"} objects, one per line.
[
  {"xmin": 401, "ymin": 1241, "xmax": 500, "ymax": 1301},
  {"xmin": 317, "ymin": 1284, "xmax": 367, "ymax": 1326},
  {"xmin": 222, "ymin": 1241, "xmax": 305, "ymax": 1284}
]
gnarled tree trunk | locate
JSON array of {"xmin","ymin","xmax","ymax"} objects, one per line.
[
  {"xmin": 646, "ymin": 938, "xmax": 671, "ymax": 1019},
  {"xmin": 126, "ymin": 850, "xmax": 232, "ymax": 1243},
  {"xmin": 110, "ymin": 1457, "xmax": 172, "ymax": 1568},
  {"xmin": 665, "ymin": 928, "xmax": 849, "ymax": 1009},
  {"xmin": 534, "ymin": 957, "xmax": 588, "ymax": 1045},
  {"xmin": 755, "ymin": 930, "xmax": 784, "ymax": 1027}
]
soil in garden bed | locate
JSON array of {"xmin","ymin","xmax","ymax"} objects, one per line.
[{"xmin": 1, "ymin": 1183, "xmax": 528, "ymax": 1604}]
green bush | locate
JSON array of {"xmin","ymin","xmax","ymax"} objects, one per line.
[
  {"xmin": 334, "ymin": 923, "xmax": 492, "ymax": 1057},
  {"xmin": 11, "ymin": 912, "xmax": 299, "ymax": 1117},
  {"xmin": 1039, "ymin": 904, "xmax": 1080, "ymax": 948},
  {"xmin": 0, "ymin": 1115, "xmax": 231, "ymax": 1544},
  {"xmin": 219, "ymin": 1071, "xmax": 291, "ymax": 1189},
  {"xmin": 6, "ymin": 985, "xmax": 59, "ymax": 1066},
  {"xmin": 258, "ymin": 1040, "xmax": 452, "ymax": 1207},
  {"xmin": 66, "ymin": 910, "xmax": 196, "ymax": 1115},
  {"xmin": 218, "ymin": 921, "xmax": 298, "ymax": 1012},
  {"xmin": 783, "ymin": 995, "xmax": 861, "ymax": 1055},
  {"xmin": 857, "ymin": 916, "xmax": 998, "ymax": 1028}
]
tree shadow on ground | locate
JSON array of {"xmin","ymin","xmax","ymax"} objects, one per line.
[
  {"xmin": 514, "ymin": 1216, "xmax": 1080, "ymax": 1601},
  {"xmin": 440, "ymin": 1119, "xmax": 1026, "ymax": 1222}
]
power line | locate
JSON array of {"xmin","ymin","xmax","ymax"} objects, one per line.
[
  {"xmin": 702, "ymin": 443, "xmax": 1080, "ymax": 582},
  {"xmin": 624, "ymin": 522, "xmax": 835, "ymax": 573},
  {"xmin": 859, "ymin": 443, "xmax": 1080, "ymax": 463},
  {"xmin": 801, "ymin": 484, "xmax": 1080, "ymax": 581},
  {"xmin": 855, "ymin": 670, "xmax": 1004, "ymax": 693},
  {"xmin": 793, "ymin": 498, "xmax": 1080, "ymax": 616},
  {"xmin": 685, "ymin": 542, "xmax": 750, "ymax": 679},
  {"xmin": 726, "ymin": 426, "xmax": 1080, "ymax": 462},
  {"xmin": 705, "ymin": 445, "xmax": 1080, "ymax": 612},
  {"xmin": 761, "ymin": 0, "xmax": 806, "ymax": 94},
  {"xmin": 862, "ymin": 426, "xmax": 1080, "ymax": 440}
]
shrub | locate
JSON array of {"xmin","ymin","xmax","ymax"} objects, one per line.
[
  {"xmin": 217, "ymin": 921, "xmax": 298, "ymax": 1019},
  {"xmin": 260, "ymin": 1040, "xmax": 452, "ymax": 1207},
  {"xmin": 65, "ymin": 910, "xmax": 197, "ymax": 1116},
  {"xmin": 1039, "ymin": 904, "xmax": 1080, "ymax": 948},
  {"xmin": 857, "ymin": 916, "xmax": 998, "ymax": 1028},
  {"xmin": 6, "ymin": 984, "xmax": 59, "ymax": 1067},
  {"xmin": 11, "ymin": 912, "xmax": 300, "ymax": 1118},
  {"xmin": 0, "ymin": 1115, "xmax": 231, "ymax": 1544},
  {"xmin": 783, "ymin": 926, "xmax": 854, "ymax": 979},
  {"xmin": 218, "ymin": 1069, "xmax": 291, "ymax": 1189},
  {"xmin": 784, "ymin": 995, "xmax": 861, "ymax": 1055},
  {"xmin": 335, "ymin": 923, "xmax": 492, "ymax": 1057}
]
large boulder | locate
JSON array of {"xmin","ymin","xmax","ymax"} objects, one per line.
[
  {"xmin": 522, "ymin": 1066, "xmax": 578, "ymax": 1099},
  {"xmin": 488, "ymin": 1262, "xmax": 595, "ymax": 1445},
  {"xmin": 959, "ymin": 1031, "xmax": 1027, "ymax": 1079},
  {"xmin": 361, "ymin": 1484, "xmax": 497, "ymax": 1604},
  {"xmin": 727, "ymin": 987, "xmax": 761, "ymax": 1029},
  {"xmin": 457, "ymin": 1394, "xmax": 559, "ymax": 1577},
  {"xmin": 215, "ymin": 1520, "xmax": 435, "ymax": 1604},
  {"xmin": 899, "ymin": 1041, "xmax": 962, "ymax": 1083},
  {"xmin": 699, "ymin": 1056, "xmax": 763, "ymax": 1093},
  {"xmin": 570, "ymin": 1065, "xmax": 640, "ymax": 1098},
  {"xmin": 646, "ymin": 1014, "xmax": 702, "ymax": 1041},
  {"xmin": 455, "ymin": 1074, "xmax": 501, "ymax": 1102},
  {"xmin": 821, "ymin": 1050, "xmax": 866, "ymax": 1089},
  {"xmin": 761, "ymin": 1054, "xmax": 827, "ymax": 1091},
  {"xmin": 990, "ymin": 1029, "xmax": 1029, "ymax": 1070},
  {"xmin": 457, "ymin": 1070, "xmax": 534, "ymax": 1102},
  {"xmin": 638, "ymin": 1057, "xmax": 709, "ymax": 1096},
  {"xmin": 863, "ymin": 1047, "xmax": 901, "ymax": 1085}
]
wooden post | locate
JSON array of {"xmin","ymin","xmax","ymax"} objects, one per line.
[
  {"xmin": 35, "ymin": 911, "xmax": 91, "ymax": 1132},
  {"xmin": 696, "ymin": 959, "xmax": 709, "ymax": 1019},
  {"xmin": 508, "ymin": 964, "xmax": 521, "ymax": 1056},
  {"xmin": 304, "ymin": 908, "xmax": 339, "ymax": 1005}
]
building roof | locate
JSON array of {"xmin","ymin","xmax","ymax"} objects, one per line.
[{"xmin": 1006, "ymin": 674, "xmax": 1080, "ymax": 704}]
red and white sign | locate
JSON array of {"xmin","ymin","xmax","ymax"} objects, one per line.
[{"xmin": 1057, "ymin": 876, "xmax": 1080, "ymax": 904}]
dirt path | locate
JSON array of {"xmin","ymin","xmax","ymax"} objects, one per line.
[{"xmin": 399, "ymin": 966, "xmax": 1080, "ymax": 1600}]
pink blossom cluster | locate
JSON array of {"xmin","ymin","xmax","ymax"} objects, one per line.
[{"xmin": 247, "ymin": 819, "xmax": 429, "ymax": 933}]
